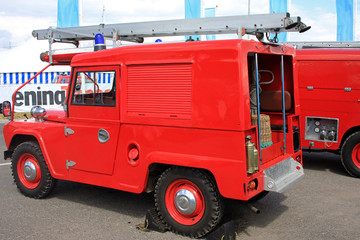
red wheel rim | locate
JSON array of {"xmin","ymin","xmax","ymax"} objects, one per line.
[
  {"xmin": 352, "ymin": 143, "xmax": 360, "ymax": 168},
  {"xmin": 165, "ymin": 179, "xmax": 205, "ymax": 225},
  {"xmin": 17, "ymin": 153, "xmax": 41, "ymax": 189}
]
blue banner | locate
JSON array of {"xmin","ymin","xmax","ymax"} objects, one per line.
[
  {"xmin": 269, "ymin": 0, "xmax": 287, "ymax": 42},
  {"xmin": 205, "ymin": 7, "xmax": 216, "ymax": 40},
  {"xmin": 336, "ymin": 0, "xmax": 354, "ymax": 41},
  {"xmin": 185, "ymin": 0, "xmax": 201, "ymax": 41},
  {"xmin": 57, "ymin": 0, "xmax": 79, "ymax": 28}
]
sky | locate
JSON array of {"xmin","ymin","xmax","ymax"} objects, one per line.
[{"xmin": 0, "ymin": 0, "xmax": 359, "ymax": 52}]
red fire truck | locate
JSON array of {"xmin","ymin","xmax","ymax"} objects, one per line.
[
  {"xmin": 291, "ymin": 42, "xmax": 360, "ymax": 177},
  {"xmin": 2, "ymin": 14, "xmax": 308, "ymax": 237}
]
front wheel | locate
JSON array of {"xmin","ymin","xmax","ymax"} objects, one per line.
[
  {"xmin": 155, "ymin": 167, "xmax": 224, "ymax": 238},
  {"xmin": 11, "ymin": 141, "xmax": 57, "ymax": 198},
  {"xmin": 341, "ymin": 132, "xmax": 360, "ymax": 178}
]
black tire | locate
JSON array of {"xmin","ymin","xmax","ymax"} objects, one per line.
[
  {"xmin": 341, "ymin": 132, "xmax": 360, "ymax": 178},
  {"xmin": 154, "ymin": 166, "xmax": 224, "ymax": 238},
  {"xmin": 11, "ymin": 141, "xmax": 57, "ymax": 198}
]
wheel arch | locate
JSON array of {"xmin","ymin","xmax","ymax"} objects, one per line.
[
  {"xmin": 8, "ymin": 134, "xmax": 56, "ymax": 178},
  {"xmin": 144, "ymin": 151, "xmax": 245, "ymax": 199},
  {"xmin": 340, "ymin": 126, "xmax": 360, "ymax": 150},
  {"xmin": 7, "ymin": 134, "xmax": 39, "ymax": 155},
  {"xmin": 145, "ymin": 163, "xmax": 218, "ymax": 194}
]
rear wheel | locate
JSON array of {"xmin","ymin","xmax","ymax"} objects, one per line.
[
  {"xmin": 341, "ymin": 132, "xmax": 360, "ymax": 178},
  {"xmin": 155, "ymin": 167, "xmax": 223, "ymax": 238},
  {"xmin": 11, "ymin": 141, "xmax": 57, "ymax": 198}
]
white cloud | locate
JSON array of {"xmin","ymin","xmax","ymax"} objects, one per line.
[{"xmin": 288, "ymin": 3, "xmax": 337, "ymax": 41}]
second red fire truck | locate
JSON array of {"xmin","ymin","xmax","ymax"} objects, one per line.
[{"xmin": 289, "ymin": 42, "xmax": 360, "ymax": 178}]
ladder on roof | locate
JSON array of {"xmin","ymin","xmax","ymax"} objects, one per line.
[
  {"xmin": 284, "ymin": 41, "xmax": 360, "ymax": 49},
  {"xmin": 33, "ymin": 13, "xmax": 310, "ymax": 63},
  {"xmin": 33, "ymin": 13, "xmax": 310, "ymax": 44}
]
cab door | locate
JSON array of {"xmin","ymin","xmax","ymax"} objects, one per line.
[{"xmin": 65, "ymin": 66, "xmax": 120, "ymax": 175}]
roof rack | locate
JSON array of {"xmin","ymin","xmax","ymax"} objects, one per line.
[
  {"xmin": 284, "ymin": 41, "xmax": 360, "ymax": 49},
  {"xmin": 33, "ymin": 13, "xmax": 310, "ymax": 63}
]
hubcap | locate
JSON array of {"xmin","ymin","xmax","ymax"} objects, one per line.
[
  {"xmin": 17, "ymin": 153, "xmax": 41, "ymax": 189},
  {"xmin": 165, "ymin": 179, "xmax": 205, "ymax": 225},
  {"xmin": 174, "ymin": 189, "xmax": 197, "ymax": 215},
  {"xmin": 23, "ymin": 161, "xmax": 37, "ymax": 181},
  {"xmin": 352, "ymin": 143, "xmax": 360, "ymax": 168}
]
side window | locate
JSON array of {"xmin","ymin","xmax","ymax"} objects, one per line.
[{"xmin": 71, "ymin": 71, "xmax": 116, "ymax": 106}]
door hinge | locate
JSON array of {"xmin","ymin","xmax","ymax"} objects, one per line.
[
  {"xmin": 64, "ymin": 126, "xmax": 74, "ymax": 136},
  {"xmin": 66, "ymin": 160, "xmax": 76, "ymax": 170}
]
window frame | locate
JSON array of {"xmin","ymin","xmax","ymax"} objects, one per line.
[{"xmin": 70, "ymin": 69, "xmax": 117, "ymax": 107}]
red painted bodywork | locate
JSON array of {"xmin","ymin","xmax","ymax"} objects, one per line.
[
  {"xmin": 296, "ymin": 48, "xmax": 360, "ymax": 150},
  {"xmin": 3, "ymin": 39, "xmax": 302, "ymax": 201}
]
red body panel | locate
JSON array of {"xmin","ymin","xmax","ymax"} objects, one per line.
[
  {"xmin": 3, "ymin": 39, "xmax": 301, "ymax": 200},
  {"xmin": 296, "ymin": 49, "xmax": 360, "ymax": 150}
]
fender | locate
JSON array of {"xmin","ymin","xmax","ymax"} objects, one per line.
[
  {"xmin": 4, "ymin": 121, "xmax": 66, "ymax": 179},
  {"xmin": 146, "ymin": 151, "xmax": 247, "ymax": 199}
]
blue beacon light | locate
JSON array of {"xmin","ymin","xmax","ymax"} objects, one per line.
[{"xmin": 94, "ymin": 33, "xmax": 106, "ymax": 51}]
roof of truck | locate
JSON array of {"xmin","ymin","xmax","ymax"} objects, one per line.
[{"xmin": 70, "ymin": 39, "xmax": 296, "ymax": 67}]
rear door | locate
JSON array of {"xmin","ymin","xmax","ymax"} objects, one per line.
[{"xmin": 65, "ymin": 66, "xmax": 120, "ymax": 175}]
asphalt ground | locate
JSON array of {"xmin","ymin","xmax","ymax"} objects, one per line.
[{"xmin": 1, "ymin": 121, "xmax": 359, "ymax": 240}]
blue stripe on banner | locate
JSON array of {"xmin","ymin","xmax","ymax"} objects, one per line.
[
  {"xmin": 51, "ymin": 72, "xmax": 54, "ymax": 83},
  {"xmin": 10, "ymin": 73, "xmax": 13, "ymax": 84},
  {"xmin": 28, "ymin": 73, "xmax": 31, "ymax": 84},
  {"xmin": 21, "ymin": 73, "xmax": 25, "ymax": 84},
  {"xmin": 103, "ymin": 73, "xmax": 105, "ymax": 83},
  {"xmin": 34, "ymin": 72, "xmax": 37, "ymax": 84},
  {"xmin": 16, "ymin": 73, "xmax": 19, "ymax": 84},
  {"xmin": 108, "ymin": 73, "xmax": 110, "ymax": 83},
  {"xmin": 40, "ymin": 73, "xmax": 43, "ymax": 84},
  {"xmin": 3, "ymin": 74, "xmax": 6, "ymax": 84},
  {"xmin": 45, "ymin": 72, "xmax": 48, "ymax": 84}
]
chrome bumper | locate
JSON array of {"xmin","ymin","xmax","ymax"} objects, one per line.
[{"xmin": 263, "ymin": 157, "xmax": 304, "ymax": 193}]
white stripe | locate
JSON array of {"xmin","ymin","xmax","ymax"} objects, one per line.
[{"xmin": 0, "ymin": 162, "xmax": 11, "ymax": 166}]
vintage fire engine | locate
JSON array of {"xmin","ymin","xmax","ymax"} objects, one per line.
[
  {"xmin": 2, "ymin": 14, "xmax": 308, "ymax": 237},
  {"xmin": 287, "ymin": 42, "xmax": 360, "ymax": 178}
]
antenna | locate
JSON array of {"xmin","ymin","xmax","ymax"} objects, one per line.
[{"xmin": 102, "ymin": 5, "xmax": 105, "ymax": 24}]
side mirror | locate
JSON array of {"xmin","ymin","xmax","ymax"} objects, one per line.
[{"xmin": 2, "ymin": 101, "xmax": 11, "ymax": 117}]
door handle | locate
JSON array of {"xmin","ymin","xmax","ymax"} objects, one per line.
[{"xmin": 98, "ymin": 129, "xmax": 110, "ymax": 143}]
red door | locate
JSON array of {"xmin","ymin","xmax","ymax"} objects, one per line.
[{"xmin": 65, "ymin": 66, "xmax": 120, "ymax": 175}]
